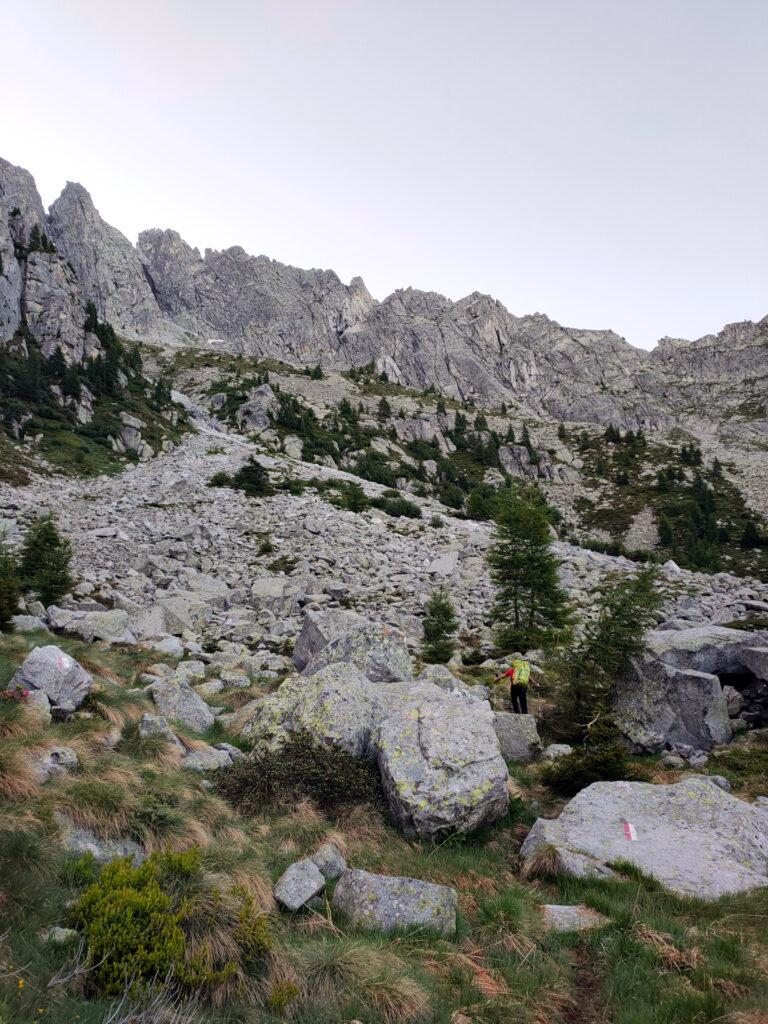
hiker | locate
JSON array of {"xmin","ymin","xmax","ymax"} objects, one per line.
[{"xmin": 494, "ymin": 657, "xmax": 531, "ymax": 714}]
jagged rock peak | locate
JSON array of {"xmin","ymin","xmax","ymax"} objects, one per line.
[
  {"xmin": 0, "ymin": 156, "xmax": 46, "ymax": 245},
  {"xmin": 47, "ymin": 182, "xmax": 169, "ymax": 340}
]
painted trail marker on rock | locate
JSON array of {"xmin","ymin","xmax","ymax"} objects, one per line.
[{"xmin": 622, "ymin": 821, "xmax": 638, "ymax": 841}]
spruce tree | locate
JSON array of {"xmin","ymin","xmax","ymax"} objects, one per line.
[
  {"xmin": 487, "ymin": 494, "xmax": 570, "ymax": 653},
  {"xmin": 421, "ymin": 587, "xmax": 459, "ymax": 664},
  {"xmin": 0, "ymin": 538, "xmax": 20, "ymax": 630},
  {"xmin": 20, "ymin": 515, "xmax": 73, "ymax": 606},
  {"xmin": 377, "ymin": 396, "xmax": 392, "ymax": 420}
]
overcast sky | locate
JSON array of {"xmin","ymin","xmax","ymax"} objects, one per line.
[{"xmin": 3, "ymin": 0, "xmax": 766, "ymax": 349}]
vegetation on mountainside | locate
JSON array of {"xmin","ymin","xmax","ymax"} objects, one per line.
[
  {"xmin": 574, "ymin": 427, "xmax": 768, "ymax": 578},
  {"xmin": 0, "ymin": 305, "xmax": 184, "ymax": 477},
  {"xmin": 1, "ymin": 629, "xmax": 767, "ymax": 1024},
  {"xmin": 420, "ymin": 587, "xmax": 459, "ymax": 664}
]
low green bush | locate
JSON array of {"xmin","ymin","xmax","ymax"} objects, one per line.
[
  {"xmin": 541, "ymin": 723, "xmax": 646, "ymax": 796},
  {"xmin": 216, "ymin": 730, "xmax": 384, "ymax": 815},
  {"xmin": 72, "ymin": 849, "xmax": 271, "ymax": 1000}
]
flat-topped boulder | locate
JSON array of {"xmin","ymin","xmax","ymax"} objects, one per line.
[
  {"xmin": 521, "ymin": 777, "xmax": 768, "ymax": 899},
  {"xmin": 332, "ymin": 869, "xmax": 457, "ymax": 936}
]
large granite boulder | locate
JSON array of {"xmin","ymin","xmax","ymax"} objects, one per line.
[
  {"xmin": 493, "ymin": 712, "xmax": 543, "ymax": 763},
  {"xmin": 614, "ymin": 656, "xmax": 732, "ymax": 752},
  {"xmin": 292, "ymin": 607, "xmax": 364, "ymax": 671},
  {"xmin": 9, "ymin": 645, "xmax": 93, "ymax": 712},
  {"xmin": 232, "ymin": 664, "xmax": 377, "ymax": 757},
  {"xmin": 521, "ymin": 777, "xmax": 768, "ymax": 899},
  {"xmin": 302, "ymin": 622, "xmax": 413, "ymax": 682},
  {"xmin": 332, "ymin": 869, "xmax": 457, "ymax": 936},
  {"xmin": 374, "ymin": 682, "xmax": 509, "ymax": 839},
  {"xmin": 646, "ymin": 625, "xmax": 768, "ymax": 675},
  {"xmin": 234, "ymin": 667, "xmax": 509, "ymax": 840},
  {"xmin": 614, "ymin": 626, "xmax": 768, "ymax": 752}
]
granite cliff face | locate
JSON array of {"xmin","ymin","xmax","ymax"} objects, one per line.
[{"xmin": 1, "ymin": 154, "xmax": 766, "ymax": 434}]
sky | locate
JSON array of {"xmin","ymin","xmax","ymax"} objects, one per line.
[{"xmin": 2, "ymin": 0, "xmax": 767, "ymax": 350}]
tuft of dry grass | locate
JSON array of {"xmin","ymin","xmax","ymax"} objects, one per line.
[
  {"xmin": 520, "ymin": 842, "xmax": 561, "ymax": 880},
  {"xmin": 530, "ymin": 988, "xmax": 578, "ymax": 1024},
  {"xmin": 365, "ymin": 974, "xmax": 430, "ymax": 1023},
  {"xmin": 634, "ymin": 925, "xmax": 703, "ymax": 971},
  {"xmin": 0, "ymin": 743, "xmax": 40, "ymax": 800}
]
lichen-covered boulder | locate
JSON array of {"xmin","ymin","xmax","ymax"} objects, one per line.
[
  {"xmin": 302, "ymin": 622, "xmax": 413, "ymax": 682},
  {"xmin": 148, "ymin": 678, "xmax": 215, "ymax": 733},
  {"xmin": 48, "ymin": 607, "xmax": 138, "ymax": 645},
  {"xmin": 332, "ymin": 869, "xmax": 457, "ymax": 936},
  {"xmin": 292, "ymin": 607, "xmax": 364, "ymax": 671},
  {"xmin": 9, "ymin": 645, "xmax": 93, "ymax": 712},
  {"xmin": 232, "ymin": 664, "xmax": 378, "ymax": 756},
  {"xmin": 614, "ymin": 656, "xmax": 732, "ymax": 752},
  {"xmin": 374, "ymin": 681, "xmax": 509, "ymax": 839},
  {"xmin": 521, "ymin": 777, "xmax": 768, "ymax": 898},
  {"xmin": 493, "ymin": 712, "xmax": 543, "ymax": 763}
]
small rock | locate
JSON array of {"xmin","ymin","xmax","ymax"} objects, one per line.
[
  {"xmin": 707, "ymin": 775, "xmax": 732, "ymax": 792},
  {"xmin": 543, "ymin": 743, "xmax": 573, "ymax": 761},
  {"xmin": 540, "ymin": 904, "xmax": 609, "ymax": 933},
  {"xmin": 274, "ymin": 859, "xmax": 326, "ymax": 911},
  {"xmin": 310, "ymin": 843, "xmax": 347, "ymax": 881}
]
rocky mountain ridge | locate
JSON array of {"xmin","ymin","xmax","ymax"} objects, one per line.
[{"xmin": 3, "ymin": 154, "xmax": 766, "ymax": 433}]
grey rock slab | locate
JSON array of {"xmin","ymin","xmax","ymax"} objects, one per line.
[
  {"xmin": 10, "ymin": 615, "xmax": 49, "ymax": 633},
  {"xmin": 543, "ymin": 743, "xmax": 573, "ymax": 760},
  {"xmin": 521, "ymin": 777, "xmax": 768, "ymax": 899},
  {"xmin": 332, "ymin": 868, "xmax": 457, "ymax": 936},
  {"xmin": 182, "ymin": 745, "xmax": 233, "ymax": 771},
  {"xmin": 59, "ymin": 820, "xmax": 145, "ymax": 865},
  {"xmin": 9, "ymin": 645, "xmax": 93, "ymax": 712},
  {"xmin": 233, "ymin": 663, "xmax": 377, "ymax": 757},
  {"xmin": 274, "ymin": 859, "xmax": 326, "ymax": 911},
  {"xmin": 493, "ymin": 712, "xmax": 543, "ymax": 763},
  {"xmin": 31, "ymin": 745, "xmax": 78, "ymax": 782}
]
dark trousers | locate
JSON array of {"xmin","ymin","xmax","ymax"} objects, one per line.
[{"xmin": 510, "ymin": 684, "xmax": 528, "ymax": 714}]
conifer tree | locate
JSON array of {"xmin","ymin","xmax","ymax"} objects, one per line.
[
  {"xmin": 558, "ymin": 566, "xmax": 662, "ymax": 734},
  {"xmin": 487, "ymin": 495, "xmax": 570, "ymax": 653},
  {"xmin": 421, "ymin": 587, "xmax": 459, "ymax": 663},
  {"xmin": 19, "ymin": 514, "xmax": 73, "ymax": 605},
  {"xmin": 0, "ymin": 538, "xmax": 20, "ymax": 630}
]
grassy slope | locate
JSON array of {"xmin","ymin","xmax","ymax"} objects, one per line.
[{"xmin": 1, "ymin": 633, "xmax": 767, "ymax": 1024}]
